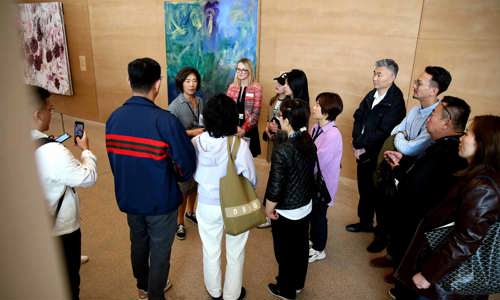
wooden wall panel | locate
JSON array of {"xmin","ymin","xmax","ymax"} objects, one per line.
[
  {"xmin": 88, "ymin": 0, "xmax": 168, "ymax": 122},
  {"xmin": 259, "ymin": 0, "xmax": 423, "ymax": 178},
  {"xmin": 18, "ymin": 0, "xmax": 99, "ymax": 121},
  {"xmin": 412, "ymin": 0, "xmax": 500, "ymax": 118}
]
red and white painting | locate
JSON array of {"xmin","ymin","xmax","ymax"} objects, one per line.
[{"xmin": 18, "ymin": 2, "xmax": 73, "ymax": 95}]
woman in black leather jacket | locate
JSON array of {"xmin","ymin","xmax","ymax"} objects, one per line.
[
  {"xmin": 264, "ymin": 99, "xmax": 316, "ymax": 300},
  {"xmin": 395, "ymin": 115, "xmax": 500, "ymax": 300}
]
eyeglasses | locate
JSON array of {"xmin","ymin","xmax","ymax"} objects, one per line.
[
  {"xmin": 236, "ymin": 68, "xmax": 249, "ymax": 73},
  {"xmin": 442, "ymin": 105, "xmax": 453, "ymax": 120}
]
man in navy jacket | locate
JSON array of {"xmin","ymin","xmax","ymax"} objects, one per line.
[{"xmin": 106, "ymin": 58, "xmax": 196, "ymax": 300}]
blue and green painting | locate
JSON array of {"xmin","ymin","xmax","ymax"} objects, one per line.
[{"xmin": 164, "ymin": 0, "xmax": 259, "ymax": 103}]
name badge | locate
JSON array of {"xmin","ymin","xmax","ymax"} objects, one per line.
[
  {"xmin": 239, "ymin": 113, "xmax": 244, "ymax": 120},
  {"xmin": 246, "ymin": 92, "xmax": 254, "ymax": 97}
]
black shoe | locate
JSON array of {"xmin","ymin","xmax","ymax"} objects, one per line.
[
  {"xmin": 366, "ymin": 237, "xmax": 388, "ymax": 253},
  {"xmin": 369, "ymin": 255, "xmax": 394, "ymax": 268},
  {"xmin": 267, "ymin": 283, "xmax": 295, "ymax": 300},
  {"xmin": 237, "ymin": 287, "xmax": 246, "ymax": 300},
  {"xmin": 345, "ymin": 222, "xmax": 374, "ymax": 233},
  {"xmin": 185, "ymin": 212, "xmax": 198, "ymax": 225}
]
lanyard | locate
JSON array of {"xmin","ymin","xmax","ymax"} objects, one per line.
[{"xmin": 185, "ymin": 99, "xmax": 200, "ymax": 124}]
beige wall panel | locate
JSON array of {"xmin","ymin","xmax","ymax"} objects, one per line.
[
  {"xmin": 413, "ymin": 0, "xmax": 500, "ymax": 120},
  {"xmin": 88, "ymin": 0, "xmax": 168, "ymax": 122},
  {"xmin": 18, "ymin": 0, "xmax": 100, "ymax": 121},
  {"xmin": 418, "ymin": 0, "xmax": 500, "ymax": 41},
  {"xmin": 259, "ymin": 0, "xmax": 423, "ymax": 178}
]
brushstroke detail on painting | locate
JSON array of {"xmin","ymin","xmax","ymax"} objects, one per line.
[
  {"xmin": 18, "ymin": 2, "xmax": 73, "ymax": 95},
  {"xmin": 164, "ymin": 0, "xmax": 258, "ymax": 102}
]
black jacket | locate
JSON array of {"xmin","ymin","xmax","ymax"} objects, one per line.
[
  {"xmin": 352, "ymin": 83, "xmax": 406, "ymax": 158},
  {"xmin": 395, "ymin": 172, "xmax": 500, "ymax": 297},
  {"xmin": 390, "ymin": 136, "xmax": 468, "ymax": 233},
  {"xmin": 264, "ymin": 134, "xmax": 316, "ymax": 210}
]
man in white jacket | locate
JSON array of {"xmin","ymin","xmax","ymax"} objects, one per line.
[{"xmin": 31, "ymin": 86, "xmax": 97, "ymax": 300}]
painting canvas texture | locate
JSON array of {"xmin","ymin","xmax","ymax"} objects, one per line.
[
  {"xmin": 18, "ymin": 2, "xmax": 73, "ymax": 95},
  {"xmin": 164, "ymin": 0, "xmax": 259, "ymax": 102}
]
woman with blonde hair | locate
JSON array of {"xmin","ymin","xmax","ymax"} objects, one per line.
[{"xmin": 226, "ymin": 58, "xmax": 262, "ymax": 157}]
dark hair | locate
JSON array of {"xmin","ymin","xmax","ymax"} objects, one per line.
[
  {"xmin": 287, "ymin": 69, "xmax": 309, "ymax": 102},
  {"xmin": 458, "ymin": 115, "xmax": 500, "ymax": 179},
  {"xmin": 175, "ymin": 67, "xmax": 201, "ymax": 92},
  {"xmin": 425, "ymin": 66, "xmax": 452, "ymax": 95},
  {"xmin": 316, "ymin": 92, "xmax": 343, "ymax": 121},
  {"xmin": 128, "ymin": 58, "xmax": 161, "ymax": 93},
  {"xmin": 280, "ymin": 98, "xmax": 314, "ymax": 154},
  {"xmin": 440, "ymin": 96, "xmax": 470, "ymax": 132},
  {"xmin": 469, "ymin": 115, "xmax": 500, "ymax": 171},
  {"xmin": 31, "ymin": 85, "xmax": 50, "ymax": 110},
  {"xmin": 203, "ymin": 94, "xmax": 238, "ymax": 138}
]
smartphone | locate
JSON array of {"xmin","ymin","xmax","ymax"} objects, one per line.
[
  {"xmin": 54, "ymin": 132, "xmax": 71, "ymax": 143},
  {"xmin": 74, "ymin": 121, "xmax": 84, "ymax": 143}
]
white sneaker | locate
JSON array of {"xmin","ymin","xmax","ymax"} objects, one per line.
[
  {"xmin": 308, "ymin": 249, "xmax": 326, "ymax": 263},
  {"xmin": 257, "ymin": 217, "xmax": 272, "ymax": 229},
  {"xmin": 80, "ymin": 255, "xmax": 89, "ymax": 265}
]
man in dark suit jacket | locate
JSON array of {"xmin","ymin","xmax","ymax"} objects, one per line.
[{"xmin": 347, "ymin": 59, "xmax": 406, "ymax": 235}]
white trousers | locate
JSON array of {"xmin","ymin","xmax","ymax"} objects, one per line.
[{"xmin": 197, "ymin": 202, "xmax": 249, "ymax": 300}]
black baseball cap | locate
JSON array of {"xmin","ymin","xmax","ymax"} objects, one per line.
[{"xmin": 273, "ymin": 72, "xmax": 288, "ymax": 85}]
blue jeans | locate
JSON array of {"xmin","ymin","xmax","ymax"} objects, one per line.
[{"xmin": 127, "ymin": 210, "xmax": 177, "ymax": 300}]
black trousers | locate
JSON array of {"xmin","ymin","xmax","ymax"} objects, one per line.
[
  {"xmin": 356, "ymin": 156, "xmax": 379, "ymax": 226},
  {"xmin": 271, "ymin": 213, "xmax": 310, "ymax": 299},
  {"xmin": 59, "ymin": 229, "xmax": 81, "ymax": 300},
  {"xmin": 310, "ymin": 200, "xmax": 328, "ymax": 251}
]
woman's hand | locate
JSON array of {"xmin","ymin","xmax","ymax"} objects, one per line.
[
  {"xmin": 412, "ymin": 272, "xmax": 431, "ymax": 289},
  {"xmin": 265, "ymin": 200, "xmax": 279, "ymax": 220},
  {"xmin": 237, "ymin": 126, "xmax": 246, "ymax": 138},
  {"xmin": 187, "ymin": 128, "xmax": 204, "ymax": 137}
]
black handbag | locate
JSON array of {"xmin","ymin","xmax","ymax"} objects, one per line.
[
  {"xmin": 311, "ymin": 125, "xmax": 331, "ymax": 204},
  {"xmin": 423, "ymin": 176, "xmax": 500, "ymax": 295}
]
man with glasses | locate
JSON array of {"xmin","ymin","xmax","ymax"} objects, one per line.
[
  {"xmin": 31, "ymin": 86, "xmax": 97, "ymax": 300},
  {"xmin": 367, "ymin": 66, "xmax": 452, "ymax": 255},
  {"xmin": 106, "ymin": 58, "xmax": 196, "ymax": 300},
  {"xmin": 383, "ymin": 96, "xmax": 470, "ymax": 300}
]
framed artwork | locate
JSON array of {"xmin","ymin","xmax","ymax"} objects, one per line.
[
  {"xmin": 18, "ymin": 2, "xmax": 73, "ymax": 95},
  {"xmin": 164, "ymin": 0, "xmax": 259, "ymax": 102}
]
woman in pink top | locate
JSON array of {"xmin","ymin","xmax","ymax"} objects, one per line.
[
  {"xmin": 226, "ymin": 58, "xmax": 262, "ymax": 157},
  {"xmin": 308, "ymin": 92, "xmax": 343, "ymax": 263}
]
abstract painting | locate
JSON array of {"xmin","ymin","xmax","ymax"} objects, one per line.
[
  {"xmin": 164, "ymin": 0, "xmax": 259, "ymax": 102},
  {"xmin": 18, "ymin": 2, "xmax": 73, "ymax": 95}
]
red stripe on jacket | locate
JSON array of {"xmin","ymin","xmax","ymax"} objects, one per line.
[
  {"xmin": 106, "ymin": 147, "xmax": 167, "ymax": 160},
  {"xmin": 105, "ymin": 134, "xmax": 169, "ymax": 148}
]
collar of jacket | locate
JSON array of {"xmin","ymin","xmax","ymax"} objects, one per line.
[
  {"xmin": 368, "ymin": 83, "xmax": 399, "ymax": 107},
  {"xmin": 125, "ymin": 96, "xmax": 158, "ymax": 108}
]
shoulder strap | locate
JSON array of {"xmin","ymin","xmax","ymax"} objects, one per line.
[
  {"xmin": 226, "ymin": 135, "xmax": 241, "ymax": 161},
  {"xmin": 36, "ymin": 137, "xmax": 54, "ymax": 148}
]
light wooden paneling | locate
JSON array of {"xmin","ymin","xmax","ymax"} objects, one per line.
[
  {"xmin": 18, "ymin": 0, "xmax": 100, "ymax": 121},
  {"xmin": 259, "ymin": 0, "xmax": 424, "ymax": 178},
  {"xmin": 88, "ymin": 0, "xmax": 168, "ymax": 122},
  {"xmin": 412, "ymin": 0, "xmax": 500, "ymax": 120}
]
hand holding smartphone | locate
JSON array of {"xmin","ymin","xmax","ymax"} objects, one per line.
[{"xmin": 74, "ymin": 121, "xmax": 84, "ymax": 144}]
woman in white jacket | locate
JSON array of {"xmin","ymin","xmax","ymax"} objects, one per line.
[{"xmin": 192, "ymin": 94, "xmax": 256, "ymax": 300}]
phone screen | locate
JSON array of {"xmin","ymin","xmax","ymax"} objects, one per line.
[
  {"xmin": 74, "ymin": 121, "xmax": 84, "ymax": 142},
  {"xmin": 54, "ymin": 132, "xmax": 71, "ymax": 143}
]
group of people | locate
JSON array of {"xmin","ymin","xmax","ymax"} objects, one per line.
[
  {"xmin": 346, "ymin": 59, "xmax": 500, "ymax": 300},
  {"xmin": 104, "ymin": 57, "xmax": 343, "ymax": 300},
  {"xmin": 30, "ymin": 55, "xmax": 499, "ymax": 300}
]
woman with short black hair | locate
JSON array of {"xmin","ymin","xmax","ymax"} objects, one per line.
[{"xmin": 193, "ymin": 94, "xmax": 255, "ymax": 300}]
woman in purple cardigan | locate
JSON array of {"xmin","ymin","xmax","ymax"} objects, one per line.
[{"xmin": 308, "ymin": 92, "xmax": 344, "ymax": 263}]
